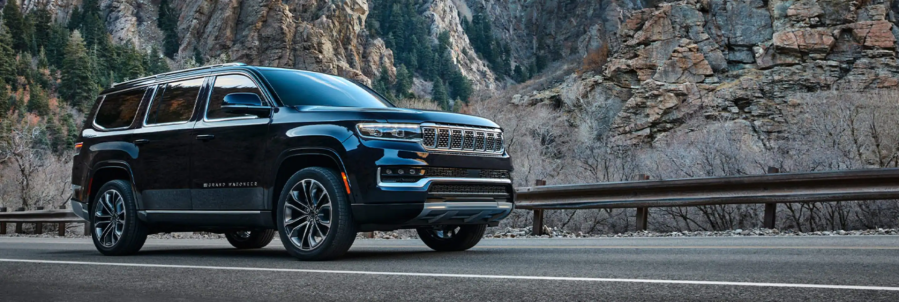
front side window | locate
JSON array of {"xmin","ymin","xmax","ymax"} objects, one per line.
[
  {"xmin": 260, "ymin": 69, "xmax": 393, "ymax": 108},
  {"xmin": 206, "ymin": 74, "xmax": 265, "ymax": 120},
  {"xmin": 94, "ymin": 88, "xmax": 147, "ymax": 129},
  {"xmin": 145, "ymin": 78, "xmax": 204, "ymax": 125}
]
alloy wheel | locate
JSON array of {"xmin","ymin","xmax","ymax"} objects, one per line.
[
  {"xmin": 94, "ymin": 189, "xmax": 126, "ymax": 247},
  {"xmin": 283, "ymin": 179, "xmax": 332, "ymax": 251}
]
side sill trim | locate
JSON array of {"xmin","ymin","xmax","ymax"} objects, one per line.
[{"xmin": 141, "ymin": 210, "xmax": 263, "ymax": 214}]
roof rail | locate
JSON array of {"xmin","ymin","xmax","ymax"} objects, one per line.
[{"xmin": 111, "ymin": 62, "xmax": 247, "ymax": 88}]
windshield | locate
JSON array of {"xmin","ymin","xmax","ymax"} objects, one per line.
[{"xmin": 260, "ymin": 69, "xmax": 393, "ymax": 108}]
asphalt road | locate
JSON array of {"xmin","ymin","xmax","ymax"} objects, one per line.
[{"xmin": 1, "ymin": 235, "xmax": 898, "ymax": 301}]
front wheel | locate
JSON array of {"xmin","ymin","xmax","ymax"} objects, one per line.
[
  {"xmin": 225, "ymin": 230, "xmax": 275, "ymax": 249},
  {"xmin": 417, "ymin": 225, "xmax": 486, "ymax": 252},
  {"xmin": 276, "ymin": 167, "xmax": 356, "ymax": 261}
]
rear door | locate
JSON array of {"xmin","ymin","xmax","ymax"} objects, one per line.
[
  {"xmin": 189, "ymin": 73, "xmax": 272, "ymax": 210},
  {"xmin": 132, "ymin": 77, "xmax": 206, "ymax": 210}
]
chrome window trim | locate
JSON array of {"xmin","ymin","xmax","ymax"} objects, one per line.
[
  {"xmin": 201, "ymin": 71, "xmax": 274, "ymax": 123},
  {"xmin": 92, "ymin": 86, "xmax": 149, "ymax": 131},
  {"xmin": 142, "ymin": 77, "xmax": 206, "ymax": 127},
  {"xmin": 376, "ymin": 167, "xmax": 512, "ymax": 188}
]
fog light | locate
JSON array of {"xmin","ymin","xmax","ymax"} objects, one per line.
[
  {"xmin": 398, "ymin": 170, "xmax": 404, "ymax": 175},
  {"xmin": 409, "ymin": 169, "xmax": 416, "ymax": 175},
  {"xmin": 385, "ymin": 169, "xmax": 393, "ymax": 175}
]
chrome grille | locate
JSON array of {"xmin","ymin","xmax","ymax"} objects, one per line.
[
  {"xmin": 420, "ymin": 124, "xmax": 504, "ymax": 154},
  {"xmin": 436, "ymin": 129, "xmax": 450, "ymax": 148},
  {"xmin": 450, "ymin": 130, "xmax": 463, "ymax": 149},
  {"xmin": 423, "ymin": 128, "xmax": 436, "ymax": 147}
]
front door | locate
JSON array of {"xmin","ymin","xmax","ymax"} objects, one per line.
[
  {"xmin": 190, "ymin": 73, "xmax": 271, "ymax": 210},
  {"xmin": 132, "ymin": 78, "xmax": 206, "ymax": 210}
]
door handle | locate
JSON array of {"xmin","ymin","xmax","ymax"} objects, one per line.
[
  {"xmin": 133, "ymin": 139, "xmax": 150, "ymax": 145},
  {"xmin": 196, "ymin": 134, "xmax": 215, "ymax": 141}
]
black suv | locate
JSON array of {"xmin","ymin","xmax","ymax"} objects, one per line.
[{"xmin": 70, "ymin": 63, "xmax": 513, "ymax": 260}]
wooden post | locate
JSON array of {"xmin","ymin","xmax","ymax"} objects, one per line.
[
  {"xmin": 635, "ymin": 174, "xmax": 650, "ymax": 231},
  {"xmin": 14, "ymin": 207, "xmax": 24, "ymax": 234},
  {"xmin": 0, "ymin": 207, "xmax": 6, "ymax": 235},
  {"xmin": 57, "ymin": 205, "xmax": 66, "ymax": 236},
  {"xmin": 532, "ymin": 180, "xmax": 547, "ymax": 235},
  {"xmin": 35, "ymin": 207, "xmax": 44, "ymax": 234},
  {"xmin": 764, "ymin": 167, "xmax": 780, "ymax": 229}
]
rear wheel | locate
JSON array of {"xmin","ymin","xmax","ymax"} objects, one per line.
[
  {"xmin": 91, "ymin": 180, "xmax": 148, "ymax": 256},
  {"xmin": 276, "ymin": 167, "xmax": 356, "ymax": 261},
  {"xmin": 225, "ymin": 230, "xmax": 275, "ymax": 249},
  {"xmin": 417, "ymin": 225, "xmax": 486, "ymax": 252}
]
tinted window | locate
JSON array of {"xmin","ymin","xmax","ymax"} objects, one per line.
[
  {"xmin": 94, "ymin": 88, "xmax": 146, "ymax": 129},
  {"xmin": 206, "ymin": 75, "xmax": 264, "ymax": 119},
  {"xmin": 260, "ymin": 69, "xmax": 392, "ymax": 108},
  {"xmin": 146, "ymin": 78, "xmax": 203, "ymax": 124}
]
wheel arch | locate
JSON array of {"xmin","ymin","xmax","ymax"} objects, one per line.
[
  {"xmin": 88, "ymin": 161, "xmax": 139, "ymax": 210},
  {"xmin": 271, "ymin": 147, "xmax": 354, "ymax": 221}
]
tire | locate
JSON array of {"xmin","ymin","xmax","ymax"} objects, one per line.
[
  {"xmin": 417, "ymin": 225, "xmax": 486, "ymax": 252},
  {"xmin": 276, "ymin": 167, "xmax": 356, "ymax": 261},
  {"xmin": 225, "ymin": 230, "xmax": 276, "ymax": 249},
  {"xmin": 90, "ymin": 180, "xmax": 148, "ymax": 256}
]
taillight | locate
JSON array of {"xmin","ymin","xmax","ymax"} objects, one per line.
[{"xmin": 74, "ymin": 142, "xmax": 83, "ymax": 155}]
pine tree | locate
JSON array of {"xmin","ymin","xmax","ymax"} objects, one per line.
[
  {"xmin": 395, "ymin": 64, "xmax": 412, "ymax": 96},
  {"xmin": 46, "ymin": 24, "xmax": 69, "ymax": 68},
  {"xmin": 448, "ymin": 71, "xmax": 472, "ymax": 102},
  {"xmin": 64, "ymin": 113, "xmax": 78, "ymax": 149},
  {"xmin": 37, "ymin": 47, "xmax": 49, "ymax": 69},
  {"xmin": 147, "ymin": 46, "xmax": 170, "ymax": 74},
  {"xmin": 0, "ymin": 78, "xmax": 8, "ymax": 118},
  {"xmin": 60, "ymin": 30, "xmax": 96, "ymax": 110},
  {"xmin": 193, "ymin": 48, "xmax": 205, "ymax": 66},
  {"xmin": 29, "ymin": 7, "xmax": 52, "ymax": 50},
  {"xmin": 2, "ymin": 0, "xmax": 27, "ymax": 52},
  {"xmin": 0, "ymin": 25, "xmax": 16, "ymax": 85},
  {"xmin": 158, "ymin": 0, "xmax": 180, "ymax": 58},
  {"xmin": 120, "ymin": 43, "xmax": 145, "ymax": 80},
  {"xmin": 27, "ymin": 86, "xmax": 50, "ymax": 116},
  {"xmin": 432, "ymin": 79, "xmax": 448, "ymax": 109}
]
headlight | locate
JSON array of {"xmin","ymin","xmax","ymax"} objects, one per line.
[{"xmin": 356, "ymin": 123, "xmax": 422, "ymax": 141}]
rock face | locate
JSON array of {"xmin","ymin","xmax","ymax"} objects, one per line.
[{"xmin": 515, "ymin": 0, "xmax": 899, "ymax": 145}]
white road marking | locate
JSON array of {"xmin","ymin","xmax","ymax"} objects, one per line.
[{"xmin": 1, "ymin": 258, "xmax": 897, "ymax": 291}]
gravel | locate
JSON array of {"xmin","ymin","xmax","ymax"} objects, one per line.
[{"xmin": 3, "ymin": 227, "xmax": 897, "ymax": 240}]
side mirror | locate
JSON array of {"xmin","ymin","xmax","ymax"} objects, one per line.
[{"xmin": 221, "ymin": 93, "xmax": 271, "ymax": 118}]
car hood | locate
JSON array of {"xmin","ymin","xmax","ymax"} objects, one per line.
[{"xmin": 297, "ymin": 106, "xmax": 500, "ymax": 129}]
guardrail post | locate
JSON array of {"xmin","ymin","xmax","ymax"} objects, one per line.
[
  {"xmin": 14, "ymin": 207, "xmax": 24, "ymax": 233},
  {"xmin": 34, "ymin": 206, "xmax": 44, "ymax": 234},
  {"xmin": 0, "ymin": 207, "xmax": 6, "ymax": 234},
  {"xmin": 532, "ymin": 180, "xmax": 547, "ymax": 236},
  {"xmin": 58, "ymin": 205, "xmax": 67, "ymax": 236},
  {"xmin": 763, "ymin": 167, "xmax": 780, "ymax": 229},
  {"xmin": 635, "ymin": 174, "xmax": 650, "ymax": 231}
]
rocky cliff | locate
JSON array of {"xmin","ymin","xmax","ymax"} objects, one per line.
[
  {"xmin": 9, "ymin": 0, "xmax": 899, "ymax": 146},
  {"xmin": 508, "ymin": 0, "xmax": 899, "ymax": 146}
]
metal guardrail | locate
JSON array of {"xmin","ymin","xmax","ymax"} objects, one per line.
[
  {"xmin": 0, "ymin": 207, "xmax": 87, "ymax": 236},
  {"xmin": 515, "ymin": 168, "xmax": 899, "ymax": 235},
  {"xmin": 3, "ymin": 168, "xmax": 897, "ymax": 237}
]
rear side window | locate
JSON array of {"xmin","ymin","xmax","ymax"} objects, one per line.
[
  {"xmin": 146, "ymin": 78, "xmax": 204, "ymax": 125},
  {"xmin": 94, "ymin": 88, "xmax": 146, "ymax": 129},
  {"xmin": 206, "ymin": 74, "xmax": 265, "ymax": 120}
]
